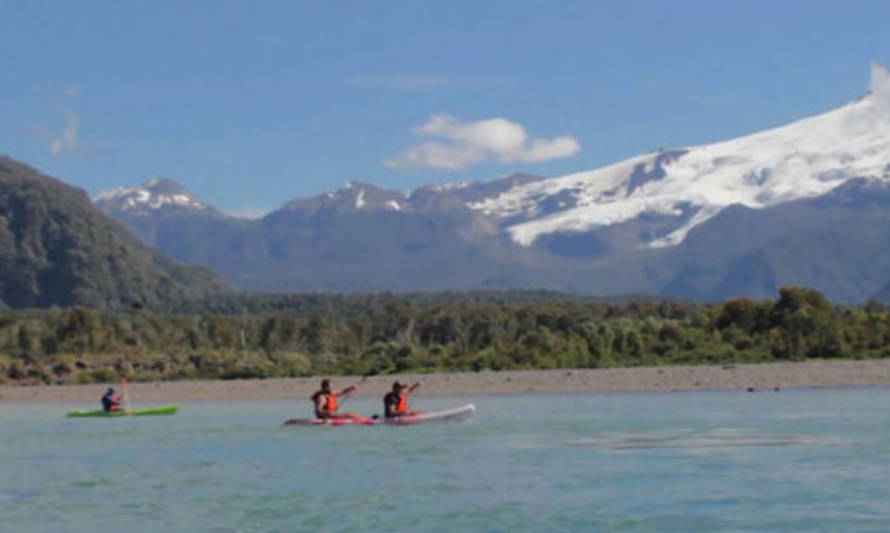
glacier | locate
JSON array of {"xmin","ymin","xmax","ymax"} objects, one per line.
[{"xmin": 472, "ymin": 64, "xmax": 890, "ymax": 248}]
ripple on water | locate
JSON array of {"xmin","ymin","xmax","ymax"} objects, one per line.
[{"xmin": 564, "ymin": 429, "xmax": 850, "ymax": 451}]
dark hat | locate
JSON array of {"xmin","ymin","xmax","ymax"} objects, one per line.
[{"xmin": 392, "ymin": 381, "xmax": 403, "ymax": 390}]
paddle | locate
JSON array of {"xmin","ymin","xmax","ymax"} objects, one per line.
[
  {"xmin": 402, "ymin": 381, "xmax": 423, "ymax": 416},
  {"xmin": 336, "ymin": 374, "xmax": 369, "ymax": 406},
  {"xmin": 324, "ymin": 374, "xmax": 371, "ymax": 422},
  {"xmin": 120, "ymin": 378, "xmax": 132, "ymax": 415}
]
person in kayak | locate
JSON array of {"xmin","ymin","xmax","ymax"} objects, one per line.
[
  {"xmin": 311, "ymin": 379, "xmax": 361, "ymax": 420},
  {"xmin": 101, "ymin": 387, "xmax": 122, "ymax": 412},
  {"xmin": 383, "ymin": 381, "xmax": 421, "ymax": 418}
]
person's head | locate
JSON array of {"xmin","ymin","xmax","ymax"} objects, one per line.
[
  {"xmin": 106, "ymin": 387, "xmax": 115, "ymax": 395},
  {"xmin": 392, "ymin": 381, "xmax": 403, "ymax": 393},
  {"xmin": 321, "ymin": 379, "xmax": 331, "ymax": 393}
]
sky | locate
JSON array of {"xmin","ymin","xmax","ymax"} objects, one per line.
[{"xmin": 2, "ymin": 0, "xmax": 890, "ymax": 217}]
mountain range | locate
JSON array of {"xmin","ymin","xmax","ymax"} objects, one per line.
[{"xmin": 93, "ymin": 65, "xmax": 890, "ymax": 303}]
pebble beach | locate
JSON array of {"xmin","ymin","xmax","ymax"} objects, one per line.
[{"xmin": 3, "ymin": 359, "xmax": 890, "ymax": 403}]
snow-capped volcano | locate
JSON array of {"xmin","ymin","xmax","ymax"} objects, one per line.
[
  {"xmin": 472, "ymin": 63, "xmax": 890, "ymax": 248},
  {"xmin": 95, "ymin": 178, "xmax": 209, "ymax": 213}
]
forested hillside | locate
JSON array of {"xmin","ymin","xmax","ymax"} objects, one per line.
[
  {"xmin": 0, "ymin": 156, "xmax": 228, "ymax": 309},
  {"xmin": 2, "ymin": 287, "xmax": 888, "ymax": 385}
]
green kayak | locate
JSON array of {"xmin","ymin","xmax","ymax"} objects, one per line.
[{"xmin": 66, "ymin": 404, "xmax": 179, "ymax": 418}]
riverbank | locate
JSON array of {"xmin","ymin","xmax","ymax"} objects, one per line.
[{"xmin": 2, "ymin": 359, "xmax": 890, "ymax": 403}]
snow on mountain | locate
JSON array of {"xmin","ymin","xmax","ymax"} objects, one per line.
[
  {"xmin": 95, "ymin": 178, "xmax": 209, "ymax": 213},
  {"xmin": 422, "ymin": 180, "xmax": 472, "ymax": 193},
  {"xmin": 472, "ymin": 64, "xmax": 890, "ymax": 248},
  {"xmin": 286, "ymin": 181, "xmax": 405, "ymax": 212},
  {"xmin": 406, "ymin": 173, "xmax": 544, "ymax": 210}
]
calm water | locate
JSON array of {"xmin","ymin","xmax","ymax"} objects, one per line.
[{"xmin": 2, "ymin": 388, "xmax": 890, "ymax": 532}]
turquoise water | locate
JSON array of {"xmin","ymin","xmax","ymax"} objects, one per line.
[{"xmin": 2, "ymin": 388, "xmax": 890, "ymax": 532}]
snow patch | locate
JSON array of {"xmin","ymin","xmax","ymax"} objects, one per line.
[
  {"xmin": 430, "ymin": 180, "xmax": 471, "ymax": 192},
  {"xmin": 95, "ymin": 181, "xmax": 206, "ymax": 211},
  {"xmin": 474, "ymin": 64, "xmax": 890, "ymax": 248}
]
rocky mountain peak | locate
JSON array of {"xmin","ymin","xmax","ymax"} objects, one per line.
[{"xmin": 95, "ymin": 179, "xmax": 209, "ymax": 213}]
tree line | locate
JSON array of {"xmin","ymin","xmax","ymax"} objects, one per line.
[{"xmin": 2, "ymin": 286, "xmax": 889, "ymax": 385}]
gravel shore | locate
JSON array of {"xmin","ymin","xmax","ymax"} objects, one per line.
[{"xmin": 2, "ymin": 359, "xmax": 890, "ymax": 404}]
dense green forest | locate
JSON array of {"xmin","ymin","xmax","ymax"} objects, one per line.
[
  {"xmin": 2, "ymin": 286, "xmax": 889, "ymax": 385},
  {"xmin": 0, "ymin": 156, "xmax": 227, "ymax": 309}
]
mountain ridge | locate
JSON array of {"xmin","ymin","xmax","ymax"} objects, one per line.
[
  {"xmin": 474, "ymin": 63, "xmax": 890, "ymax": 249},
  {"xmin": 93, "ymin": 64, "xmax": 890, "ymax": 302}
]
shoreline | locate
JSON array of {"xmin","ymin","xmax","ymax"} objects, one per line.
[{"xmin": 2, "ymin": 359, "xmax": 890, "ymax": 404}]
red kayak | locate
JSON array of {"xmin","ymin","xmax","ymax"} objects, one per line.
[
  {"xmin": 282, "ymin": 404, "xmax": 475, "ymax": 426},
  {"xmin": 282, "ymin": 416, "xmax": 375, "ymax": 426}
]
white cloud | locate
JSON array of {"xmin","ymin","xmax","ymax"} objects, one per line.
[
  {"xmin": 871, "ymin": 62, "xmax": 890, "ymax": 95},
  {"xmin": 385, "ymin": 142, "xmax": 485, "ymax": 170},
  {"xmin": 385, "ymin": 113, "xmax": 581, "ymax": 170},
  {"xmin": 870, "ymin": 62, "xmax": 890, "ymax": 112},
  {"xmin": 49, "ymin": 110, "xmax": 78, "ymax": 155},
  {"xmin": 522, "ymin": 136, "xmax": 583, "ymax": 163}
]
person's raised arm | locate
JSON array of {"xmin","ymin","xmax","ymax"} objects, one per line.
[
  {"xmin": 406, "ymin": 382, "xmax": 421, "ymax": 394},
  {"xmin": 339, "ymin": 385, "xmax": 358, "ymax": 396}
]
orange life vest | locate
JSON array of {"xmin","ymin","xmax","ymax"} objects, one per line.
[
  {"xmin": 395, "ymin": 393, "xmax": 407, "ymax": 414},
  {"xmin": 325, "ymin": 393, "xmax": 338, "ymax": 413},
  {"xmin": 312, "ymin": 391, "xmax": 339, "ymax": 416}
]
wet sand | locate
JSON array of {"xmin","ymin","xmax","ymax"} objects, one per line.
[{"xmin": 2, "ymin": 359, "xmax": 890, "ymax": 404}]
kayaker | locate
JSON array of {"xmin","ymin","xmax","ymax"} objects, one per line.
[
  {"xmin": 101, "ymin": 387, "xmax": 122, "ymax": 412},
  {"xmin": 311, "ymin": 379, "xmax": 361, "ymax": 420},
  {"xmin": 383, "ymin": 381, "xmax": 421, "ymax": 418}
]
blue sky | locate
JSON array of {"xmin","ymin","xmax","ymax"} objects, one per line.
[{"xmin": 2, "ymin": 0, "xmax": 890, "ymax": 216}]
